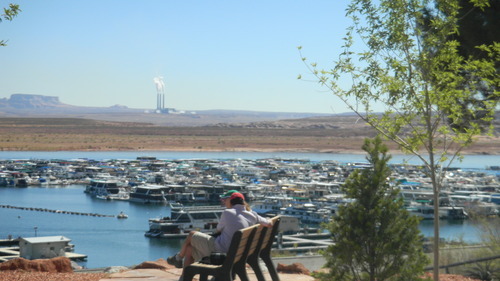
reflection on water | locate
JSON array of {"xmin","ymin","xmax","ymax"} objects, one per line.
[{"xmin": 419, "ymin": 218, "xmax": 489, "ymax": 243}]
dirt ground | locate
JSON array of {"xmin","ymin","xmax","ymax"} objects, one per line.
[
  {"xmin": 0, "ymin": 270, "xmax": 481, "ymax": 281},
  {"xmin": 0, "ymin": 117, "xmax": 498, "ymax": 154}
]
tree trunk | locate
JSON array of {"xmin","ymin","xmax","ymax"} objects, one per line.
[{"xmin": 431, "ymin": 167, "xmax": 440, "ymax": 281}]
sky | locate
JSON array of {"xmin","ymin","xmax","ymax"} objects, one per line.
[{"xmin": 1, "ymin": 0, "xmax": 359, "ymax": 114}]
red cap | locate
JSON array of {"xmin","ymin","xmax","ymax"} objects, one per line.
[{"xmin": 229, "ymin": 192, "xmax": 245, "ymax": 201}]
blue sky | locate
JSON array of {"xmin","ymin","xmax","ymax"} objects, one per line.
[{"xmin": 1, "ymin": 0, "xmax": 357, "ymax": 114}]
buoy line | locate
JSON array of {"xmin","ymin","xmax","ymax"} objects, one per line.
[{"xmin": 0, "ymin": 204, "xmax": 115, "ymax": 217}]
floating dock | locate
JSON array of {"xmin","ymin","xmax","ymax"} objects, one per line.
[
  {"xmin": 0, "ymin": 246, "xmax": 87, "ymax": 263},
  {"xmin": 273, "ymin": 233, "xmax": 333, "ymax": 254},
  {"xmin": 0, "ymin": 239, "xmax": 88, "ymax": 263},
  {"xmin": 0, "ymin": 247, "xmax": 19, "ymax": 262}
]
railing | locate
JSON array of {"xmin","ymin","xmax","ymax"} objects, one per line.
[{"xmin": 424, "ymin": 254, "xmax": 500, "ymax": 274}]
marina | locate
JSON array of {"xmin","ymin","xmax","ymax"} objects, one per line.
[{"xmin": 0, "ymin": 151, "xmax": 499, "ymax": 268}]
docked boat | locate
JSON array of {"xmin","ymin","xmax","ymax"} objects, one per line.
[
  {"xmin": 0, "ymin": 172, "xmax": 10, "ymax": 187},
  {"xmin": 145, "ymin": 203, "xmax": 225, "ymax": 238},
  {"xmin": 281, "ymin": 202, "xmax": 330, "ymax": 224},
  {"xmin": 251, "ymin": 196, "xmax": 293, "ymax": 215},
  {"xmin": 407, "ymin": 203, "xmax": 468, "ymax": 220},
  {"xmin": 129, "ymin": 184, "xmax": 169, "ymax": 204},
  {"xmin": 164, "ymin": 192, "xmax": 196, "ymax": 204},
  {"xmin": 449, "ymin": 193, "xmax": 499, "ymax": 217},
  {"xmin": 85, "ymin": 179, "xmax": 129, "ymax": 200}
]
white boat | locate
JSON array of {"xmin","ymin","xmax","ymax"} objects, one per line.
[
  {"xmin": 164, "ymin": 192, "xmax": 195, "ymax": 204},
  {"xmin": 0, "ymin": 172, "xmax": 10, "ymax": 187},
  {"xmin": 407, "ymin": 203, "xmax": 468, "ymax": 220},
  {"xmin": 85, "ymin": 179, "xmax": 129, "ymax": 200},
  {"xmin": 449, "ymin": 194, "xmax": 499, "ymax": 217},
  {"xmin": 251, "ymin": 196, "xmax": 293, "ymax": 215},
  {"xmin": 145, "ymin": 203, "xmax": 224, "ymax": 239},
  {"xmin": 117, "ymin": 211, "xmax": 128, "ymax": 219},
  {"xmin": 281, "ymin": 203, "xmax": 329, "ymax": 224},
  {"xmin": 129, "ymin": 184, "xmax": 168, "ymax": 204}
]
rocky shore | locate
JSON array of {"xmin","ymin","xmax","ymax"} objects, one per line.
[{"xmin": 0, "ymin": 257, "xmax": 482, "ymax": 281}]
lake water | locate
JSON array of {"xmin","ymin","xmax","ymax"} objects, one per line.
[
  {"xmin": 0, "ymin": 185, "xmax": 182, "ymax": 268},
  {"xmin": 0, "ymin": 151, "xmax": 499, "ymax": 268}
]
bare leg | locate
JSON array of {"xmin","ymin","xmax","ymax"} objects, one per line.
[
  {"xmin": 178, "ymin": 231, "xmax": 194, "ymax": 258},
  {"xmin": 178, "ymin": 231, "xmax": 196, "ymax": 267},
  {"xmin": 183, "ymin": 244, "xmax": 194, "ymax": 267}
]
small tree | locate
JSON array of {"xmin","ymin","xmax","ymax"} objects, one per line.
[
  {"xmin": 316, "ymin": 136, "xmax": 429, "ymax": 281},
  {"xmin": 299, "ymin": 1, "xmax": 499, "ymax": 280},
  {"xmin": 1, "ymin": 3, "xmax": 21, "ymax": 47}
]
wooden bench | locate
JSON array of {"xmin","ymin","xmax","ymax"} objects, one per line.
[
  {"xmin": 182, "ymin": 216, "xmax": 281, "ymax": 281},
  {"xmin": 245, "ymin": 216, "xmax": 281, "ymax": 281},
  {"xmin": 182, "ymin": 224, "xmax": 258, "ymax": 281}
]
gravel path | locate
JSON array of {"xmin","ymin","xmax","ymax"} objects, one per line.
[
  {"xmin": 0, "ymin": 271, "xmax": 107, "ymax": 281},
  {"xmin": 0, "ymin": 271, "xmax": 481, "ymax": 281}
]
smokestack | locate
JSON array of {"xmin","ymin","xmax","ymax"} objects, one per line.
[{"xmin": 153, "ymin": 76, "xmax": 165, "ymax": 111}]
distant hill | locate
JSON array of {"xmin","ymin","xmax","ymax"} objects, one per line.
[
  {"xmin": 0, "ymin": 93, "xmax": 143, "ymax": 114},
  {"xmin": 0, "ymin": 94, "xmax": 338, "ymax": 126}
]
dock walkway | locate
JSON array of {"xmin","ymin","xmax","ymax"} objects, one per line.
[
  {"xmin": 0, "ymin": 246, "xmax": 87, "ymax": 263},
  {"xmin": 275, "ymin": 233, "xmax": 333, "ymax": 253}
]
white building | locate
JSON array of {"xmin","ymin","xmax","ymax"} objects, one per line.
[{"xmin": 19, "ymin": 236, "xmax": 71, "ymax": 260}]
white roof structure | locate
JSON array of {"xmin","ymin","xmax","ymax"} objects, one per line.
[{"xmin": 21, "ymin": 236, "xmax": 71, "ymax": 244}]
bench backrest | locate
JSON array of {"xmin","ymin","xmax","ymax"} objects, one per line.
[
  {"xmin": 224, "ymin": 224, "xmax": 257, "ymax": 266},
  {"xmin": 259, "ymin": 216, "xmax": 281, "ymax": 254},
  {"xmin": 246, "ymin": 223, "xmax": 265, "ymax": 258}
]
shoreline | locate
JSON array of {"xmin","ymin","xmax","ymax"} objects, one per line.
[{"xmin": 1, "ymin": 147, "xmax": 498, "ymax": 155}]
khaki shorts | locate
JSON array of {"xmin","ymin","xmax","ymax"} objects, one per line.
[{"xmin": 191, "ymin": 232, "xmax": 216, "ymax": 261}]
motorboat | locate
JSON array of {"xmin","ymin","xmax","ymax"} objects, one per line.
[{"xmin": 117, "ymin": 211, "xmax": 128, "ymax": 219}]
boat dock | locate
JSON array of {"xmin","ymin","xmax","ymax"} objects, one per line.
[
  {"xmin": 0, "ymin": 238, "xmax": 19, "ymax": 247},
  {"xmin": 0, "ymin": 238, "xmax": 87, "ymax": 263},
  {"xmin": 0, "ymin": 247, "xmax": 19, "ymax": 262},
  {"xmin": 0, "ymin": 246, "xmax": 87, "ymax": 263},
  {"xmin": 274, "ymin": 233, "xmax": 333, "ymax": 254}
]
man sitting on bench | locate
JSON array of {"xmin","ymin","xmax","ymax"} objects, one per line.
[{"xmin": 167, "ymin": 192, "xmax": 272, "ymax": 269}]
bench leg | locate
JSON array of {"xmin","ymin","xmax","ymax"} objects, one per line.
[
  {"xmin": 233, "ymin": 264, "xmax": 250, "ymax": 281},
  {"xmin": 182, "ymin": 268, "xmax": 196, "ymax": 281},
  {"xmin": 247, "ymin": 257, "xmax": 266, "ymax": 281},
  {"xmin": 215, "ymin": 270, "xmax": 234, "ymax": 281},
  {"xmin": 262, "ymin": 256, "xmax": 279, "ymax": 281}
]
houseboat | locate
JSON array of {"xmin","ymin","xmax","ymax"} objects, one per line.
[
  {"xmin": 145, "ymin": 204, "xmax": 224, "ymax": 239},
  {"xmin": 281, "ymin": 202, "xmax": 330, "ymax": 224},
  {"xmin": 407, "ymin": 203, "xmax": 468, "ymax": 220},
  {"xmin": 129, "ymin": 184, "xmax": 169, "ymax": 204},
  {"xmin": 84, "ymin": 179, "xmax": 129, "ymax": 200}
]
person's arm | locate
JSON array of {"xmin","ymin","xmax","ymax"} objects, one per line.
[
  {"xmin": 216, "ymin": 210, "xmax": 229, "ymax": 232},
  {"xmin": 252, "ymin": 211, "xmax": 273, "ymax": 227}
]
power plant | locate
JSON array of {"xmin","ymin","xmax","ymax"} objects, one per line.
[
  {"xmin": 152, "ymin": 76, "xmax": 191, "ymax": 114},
  {"xmin": 153, "ymin": 76, "xmax": 167, "ymax": 113}
]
